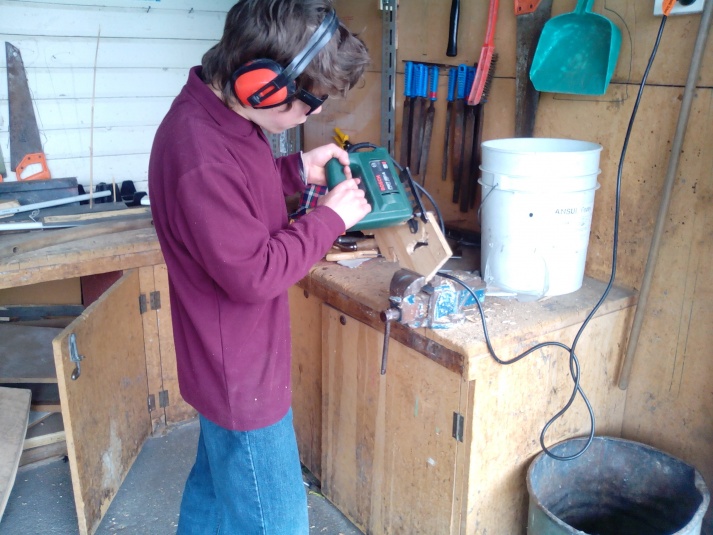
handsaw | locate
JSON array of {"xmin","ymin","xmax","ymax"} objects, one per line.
[
  {"xmin": 514, "ymin": 0, "xmax": 553, "ymax": 137},
  {"xmin": 417, "ymin": 66, "xmax": 438, "ymax": 186},
  {"xmin": 6, "ymin": 42, "xmax": 51, "ymax": 181}
]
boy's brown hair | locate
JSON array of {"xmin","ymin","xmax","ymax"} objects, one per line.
[{"xmin": 202, "ymin": 0, "xmax": 370, "ymax": 107}]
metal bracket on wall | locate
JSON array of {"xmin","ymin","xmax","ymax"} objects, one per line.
[
  {"xmin": 267, "ymin": 127, "xmax": 302, "ymax": 158},
  {"xmin": 380, "ymin": 0, "xmax": 398, "ymax": 155}
]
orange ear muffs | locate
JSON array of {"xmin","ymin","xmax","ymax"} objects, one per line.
[
  {"xmin": 232, "ymin": 60, "xmax": 296, "ymax": 109},
  {"xmin": 230, "ymin": 10, "xmax": 339, "ymax": 111}
]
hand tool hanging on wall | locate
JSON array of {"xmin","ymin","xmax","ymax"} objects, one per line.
[
  {"xmin": 529, "ymin": 0, "xmax": 621, "ymax": 96},
  {"xmin": 399, "ymin": 62, "xmax": 415, "ymax": 168},
  {"xmin": 417, "ymin": 66, "xmax": 439, "ymax": 186},
  {"xmin": 446, "ymin": 0, "xmax": 461, "ymax": 57},
  {"xmin": 459, "ymin": 66, "xmax": 476, "ymax": 212},
  {"xmin": 6, "ymin": 43, "xmax": 51, "ymax": 182},
  {"xmin": 451, "ymin": 65, "xmax": 467, "ymax": 204},
  {"xmin": 468, "ymin": 0, "xmax": 499, "ymax": 105},
  {"xmin": 514, "ymin": 0, "xmax": 553, "ymax": 137},
  {"xmin": 466, "ymin": 103, "xmax": 484, "ymax": 211},
  {"xmin": 441, "ymin": 67, "xmax": 457, "ymax": 182},
  {"xmin": 410, "ymin": 64, "xmax": 428, "ymax": 174}
]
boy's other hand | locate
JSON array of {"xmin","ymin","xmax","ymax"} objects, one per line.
[{"xmin": 321, "ymin": 178, "xmax": 371, "ymax": 230}]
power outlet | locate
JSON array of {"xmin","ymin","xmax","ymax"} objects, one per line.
[{"xmin": 654, "ymin": 0, "xmax": 706, "ymax": 15}]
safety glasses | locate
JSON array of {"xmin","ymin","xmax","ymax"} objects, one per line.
[{"xmin": 294, "ymin": 88, "xmax": 328, "ymax": 115}]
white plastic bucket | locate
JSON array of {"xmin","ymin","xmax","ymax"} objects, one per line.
[{"xmin": 479, "ymin": 138, "xmax": 602, "ymax": 297}]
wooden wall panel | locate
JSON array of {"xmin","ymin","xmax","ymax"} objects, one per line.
[
  {"xmin": 308, "ymin": 1, "xmax": 713, "ymax": 532},
  {"xmin": 0, "ymin": 0, "xmax": 227, "ymax": 191}
]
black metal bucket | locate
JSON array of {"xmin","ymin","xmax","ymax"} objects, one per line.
[{"xmin": 527, "ymin": 437, "xmax": 710, "ymax": 534}]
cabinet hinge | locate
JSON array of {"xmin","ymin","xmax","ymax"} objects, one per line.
[
  {"xmin": 150, "ymin": 291, "xmax": 161, "ymax": 310},
  {"xmin": 452, "ymin": 412, "xmax": 464, "ymax": 442},
  {"xmin": 139, "ymin": 292, "xmax": 161, "ymax": 314},
  {"xmin": 148, "ymin": 390, "xmax": 170, "ymax": 411}
]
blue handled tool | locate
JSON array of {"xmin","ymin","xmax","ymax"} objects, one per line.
[
  {"xmin": 399, "ymin": 61, "xmax": 414, "ymax": 168},
  {"xmin": 441, "ymin": 67, "xmax": 457, "ymax": 182},
  {"xmin": 417, "ymin": 65, "xmax": 439, "ymax": 186}
]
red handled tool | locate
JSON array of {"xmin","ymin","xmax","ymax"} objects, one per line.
[{"xmin": 468, "ymin": 0, "xmax": 499, "ymax": 105}]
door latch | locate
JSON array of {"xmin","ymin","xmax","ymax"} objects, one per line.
[{"xmin": 68, "ymin": 333, "xmax": 85, "ymax": 380}]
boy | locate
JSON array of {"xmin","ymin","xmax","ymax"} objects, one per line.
[{"xmin": 148, "ymin": 1, "xmax": 371, "ymax": 533}]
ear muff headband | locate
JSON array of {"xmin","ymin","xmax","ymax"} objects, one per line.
[{"xmin": 232, "ymin": 9, "xmax": 339, "ymax": 109}]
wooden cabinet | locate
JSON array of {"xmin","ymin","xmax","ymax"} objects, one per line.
[
  {"xmin": 53, "ymin": 270, "xmax": 150, "ymax": 535},
  {"xmin": 0, "ymin": 228, "xmax": 195, "ymax": 535},
  {"xmin": 322, "ymin": 304, "xmax": 464, "ymax": 534},
  {"xmin": 293, "ymin": 261, "xmax": 636, "ymax": 535},
  {"xmin": 289, "ymin": 286, "xmax": 325, "ymax": 480}
]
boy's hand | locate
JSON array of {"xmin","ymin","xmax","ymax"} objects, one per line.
[
  {"xmin": 321, "ymin": 178, "xmax": 371, "ymax": 230},
  {"xmin": 301, "ymin": 143, "xmax": 351, "ymax": 186}
]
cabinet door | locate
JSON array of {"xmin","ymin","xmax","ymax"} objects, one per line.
[
  {"xmin": 289, "ymin": 286, "xmax": 324, "ymax": 480},
  {"xmin": 321, "ymin": 304, "xmax": 465, "ymax": 535},
  {"xmin": 52, "ymin": 270, "xmax": 151, "ymax": 535}
]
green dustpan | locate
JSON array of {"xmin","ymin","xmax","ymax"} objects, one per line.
[{"xmin": 529, "ymin": 0, "xmax": 621, "ymax": 95}]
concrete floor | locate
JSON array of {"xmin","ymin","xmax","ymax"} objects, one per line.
[{"xmin": 1, "ymin": 418, "xmax": 361, "ymax": 534}]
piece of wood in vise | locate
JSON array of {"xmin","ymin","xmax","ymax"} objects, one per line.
[{"xmin": 372, "ymin": 212, "xmax": 452, "ymax": 281}]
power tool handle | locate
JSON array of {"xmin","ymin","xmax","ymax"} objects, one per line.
[{"xmin": 325, "ymin": 157, "xmax": 349, "ymax": 189}]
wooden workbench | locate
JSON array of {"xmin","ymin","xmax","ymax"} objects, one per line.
[
  {"xmin": 0, "ymin": 228, "xmax": 636, "ymax": 534},
  {"xmin": 291, "ymin": 258, "xmax": 637, "ymax": 535},
  {"xmin": 0, "ymin": 226, "xmax": 192, "ymax": 535}
]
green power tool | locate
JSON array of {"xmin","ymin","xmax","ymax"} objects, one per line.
[{"xmin": 325, "ymin": 145, "xmax": 414, "ymax": 232}]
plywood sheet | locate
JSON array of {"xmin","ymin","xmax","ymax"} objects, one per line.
[
  {"xmin": 0, "ymin": 386, "xmax": 31, "ymax": 521},
  {"xmin": 53, "ymin": 270, "xmax": 150, "ymax": 535}
]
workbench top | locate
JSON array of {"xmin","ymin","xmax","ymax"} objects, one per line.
[
  {"xmin": 0, "ymin": 225, "xmax": 636, "ymax": 381},
  {"xmin": 0, "ymin": 226, "xmax": 163, "ymax": 290},
  {"xmin": 304, "ymin": 258, "xmax": 637, "ymax": 379}
]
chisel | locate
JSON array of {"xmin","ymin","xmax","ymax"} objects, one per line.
[
  {"xmin": 441, "ymin": 67, "xmax": 457, "ymax": 182},
  {"xmin": 418, "ymin": 66, "xmax": 438, "ymax": 186},
  {"xmin": 399, "ymin": 62, "xmax": 415, "ymax": 167}
]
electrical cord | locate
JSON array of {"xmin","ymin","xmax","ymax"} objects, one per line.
[
  {"xmin": 349, "ymin": 20, "xmax": 667, "ymax": 458},
  {"xmin": 437, "ymin": 15, "xmax": 668, "ymax": 461}
]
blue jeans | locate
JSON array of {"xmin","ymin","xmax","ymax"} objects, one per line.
[{"xmin": 177, "ymin": 409, "xmax": 308, "ymax": 535}]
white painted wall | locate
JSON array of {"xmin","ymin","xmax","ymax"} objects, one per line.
[{"xmin": 0, "ymin": 0, "xmax": 234, "ymax": 193}]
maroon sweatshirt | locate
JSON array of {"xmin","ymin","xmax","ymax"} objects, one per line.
[{"xmin": 148, "ymin": 67, "xmax": 344, "ymax": 430}]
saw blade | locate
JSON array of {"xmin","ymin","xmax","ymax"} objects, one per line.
[{"xmin": 6, "ymin": 42, "xmax": 44, "ymax": 169}]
